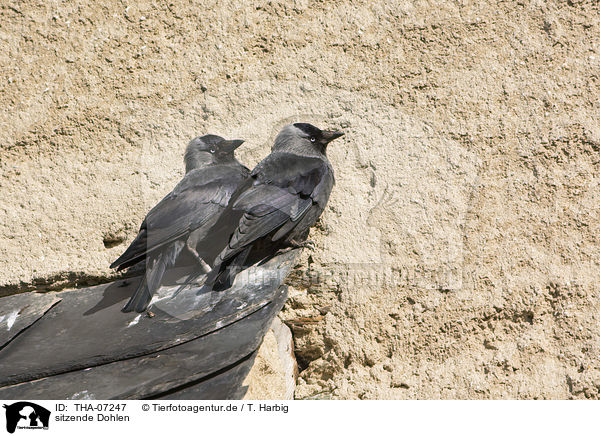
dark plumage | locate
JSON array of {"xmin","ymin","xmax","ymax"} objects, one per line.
[
  {"xmin": 111, "ymin": 135, "xmax": 249, "ymax": 312},
  {"xmin": 204, "ymin": 123, "xmax": 343, "ymax": 290}
]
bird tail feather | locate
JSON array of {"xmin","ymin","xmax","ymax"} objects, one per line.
[
  {"xmin": 121, "ymin": 242, "xmax": 182, "ymax": 312},
  {"xmin": 210, "ymin": 247, "xmax": 252, "ymax": 291},
  {"xmin": 122, "ymin": 275, "xmax": 152, "ymax": 313}
]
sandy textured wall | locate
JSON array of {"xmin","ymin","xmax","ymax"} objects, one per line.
[{"xmin": 1, "ymin": 0, "xmax": 599, "ymax": 399}]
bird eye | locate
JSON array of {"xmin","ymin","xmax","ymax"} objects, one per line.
[
  {"xmin": 310, "ymin": 136, "xmax": 316, "ymax": 143},
  {"xmin": 210, "ymin": 148, "xmax": 216, "ymax": 153}
]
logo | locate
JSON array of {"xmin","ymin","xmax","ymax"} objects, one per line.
[{"xmin": 2, "ymin": 402, "xmax": 50, "ymax": 434}]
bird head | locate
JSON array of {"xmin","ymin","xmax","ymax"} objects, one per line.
[
  {"xmin": 184, "ymin": 134, "xmax": 245, "ymax": 172},
  {"xmin": 273, "ymin": 123, "xmax": 344, "ymax": 156}
]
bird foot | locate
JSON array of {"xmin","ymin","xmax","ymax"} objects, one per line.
[
  {"xmin": 198, "ymin": 260, "xmax": 212, "ymax": 275},
  {"xmin": 277, "ymin": 239, "xmax": 316, "ymax": 255},
  {"xmin": 173, "ymin": 272, "xmax": 208, "ymax": 297},
  {"xmin": 293, "ymin": 239, "xmax": 316, "ymax": 250}
]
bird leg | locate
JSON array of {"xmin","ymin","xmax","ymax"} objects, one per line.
[{"xmin": 186, "ymin": 241, "xmax": 212, "ymax": 274}]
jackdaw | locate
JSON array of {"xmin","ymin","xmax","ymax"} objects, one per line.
[
  {"xmin": 201, "ymin": 123, "xmax": 343, "ymax": 290},
  {"xmin": 110, "ymin": 134, "xmax": 249, "ymax": 312}
]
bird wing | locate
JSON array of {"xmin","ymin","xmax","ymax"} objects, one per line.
[
  {"xmin": 223, "ymin": 153, "xmax": 333, "ymax": 255},
  {"xmin": 111, "ymin": 165, "xmax": 247, "ymax": 270}
]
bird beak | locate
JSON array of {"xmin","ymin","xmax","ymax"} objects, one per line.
[
  {"xmin": 321, "ymin": 130, "xmax": 344, "ymax": 144},
  {"xmin": 220, "ymin": 139, "xmax": 245, "ymax": 153}
]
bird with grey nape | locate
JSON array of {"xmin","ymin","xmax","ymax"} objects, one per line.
[
  {"xmin": 196, "ymin": 123, "xmax": 343, "ymax": 291},
  {"xmin": 110, "ymin": 134, "xmax": 249, "ymax": 313}
]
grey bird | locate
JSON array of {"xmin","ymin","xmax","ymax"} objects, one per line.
[
  {"xmin": 110, "ymin": 134, "xmax": 250, "ymax": 312},
  {"xmin": 200, "ymin": 123, "xmax": 343, "ymax": 290}
]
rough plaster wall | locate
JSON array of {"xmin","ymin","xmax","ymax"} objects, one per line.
[{"xmin": 1, "ymin": 0, "xmax": 599, "ymax": 398}]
